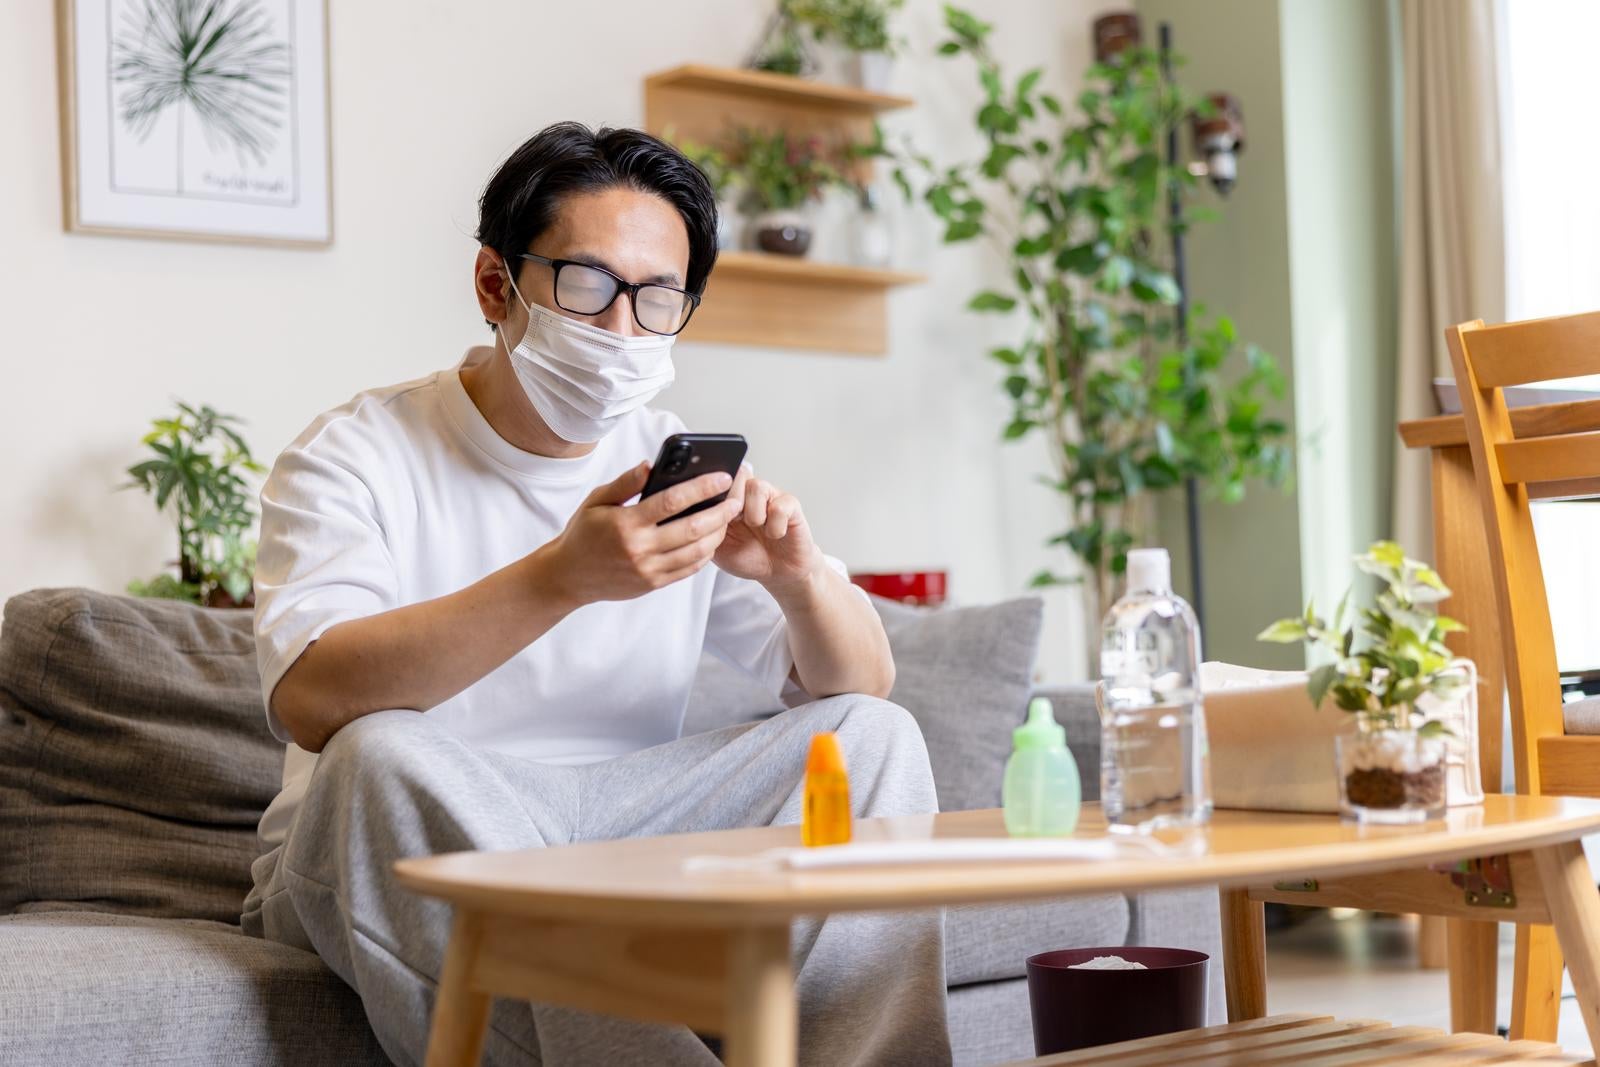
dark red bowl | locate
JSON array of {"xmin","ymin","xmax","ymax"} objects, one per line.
[{"xmin": 1025, "ymin": 946, "xmax": 1210, "ymax": 1055}]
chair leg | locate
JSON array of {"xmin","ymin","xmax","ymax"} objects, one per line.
[{"xmin": 1509, "ymin": 922, "xmax": 1563, "ymax": 1042}]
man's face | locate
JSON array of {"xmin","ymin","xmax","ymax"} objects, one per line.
[{"xmin": 496, "ymin": 186, "xmax": 691, "ymax": 342}]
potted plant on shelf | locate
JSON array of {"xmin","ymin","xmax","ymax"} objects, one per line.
[
  {"xmin": 746, "ymin": 6, "xmax": 815, "ymax": 76},
  {"xmin": 867, "ymin": 6, "xmax": 1291, "ymax": 660},
  {"xmin": 1258, "ymin": 541, "xmax": 1471, "ymax": 824},
  {"xmin": 729, "ymin": 127, "xmax": 841, "ymax": 256},
  {"xmin": 787, "ymin": 0, "xmax": 905, "ymax": 91},
  {"xmin": 124, "ymin": 401, "xmax": 264, "ymax": 609}
]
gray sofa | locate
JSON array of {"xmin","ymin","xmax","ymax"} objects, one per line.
[{"xmin": 0, "ymin": 588, "xmax": 1222, "ymax": 1066}]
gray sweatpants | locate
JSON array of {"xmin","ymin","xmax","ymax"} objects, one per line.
[{"xmin": 241, "ymin": 696, "xmax": 952, "ymax": 1067}]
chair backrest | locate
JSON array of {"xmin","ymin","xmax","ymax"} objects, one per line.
[{"xmin": 1448, "ymin": 312, "xmax": 1600, "ymax": 794}]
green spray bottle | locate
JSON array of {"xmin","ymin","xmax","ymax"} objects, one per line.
[{"xmin": 1002, "ymin": 697, "xmax": 1082, "ymax": 837}]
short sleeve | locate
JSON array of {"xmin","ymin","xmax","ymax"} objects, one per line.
[
  {"xmin": 701, "ymin": 554, "xmax": 864, "ymax": 701},
  {"xmin": 252, "ymin": 442, "xmax": 399, "ymax": 742}
]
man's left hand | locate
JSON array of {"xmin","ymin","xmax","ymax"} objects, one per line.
[{"xmin": 713, "ymin": 465, "xmax": 822, "ymax": 593}]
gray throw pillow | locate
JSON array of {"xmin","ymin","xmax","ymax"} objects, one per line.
[
  {"xmin": 874, "ymin": 596, "xmax": 1044, "ymax": 812},
  {"xmin": 0, "ymin": 589, "xmax": 279, "ymax": 924}
]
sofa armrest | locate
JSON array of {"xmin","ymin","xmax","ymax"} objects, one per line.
[{"xmin": 1031, "ymin": 685, "xmax": 1100, "ymax": 801}]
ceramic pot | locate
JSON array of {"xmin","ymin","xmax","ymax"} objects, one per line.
[
  {"xmin": 753, "ymin": 209, "xmax": 812, "ymax": 256},
  {"xmin": 1336, "ymin": 723, "xmax": 1447, "ymax": 824}
]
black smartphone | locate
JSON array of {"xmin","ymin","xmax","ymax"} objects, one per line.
[{"xmin": 639, "ymin": 433, "xmax": 748, "ymax": 525}]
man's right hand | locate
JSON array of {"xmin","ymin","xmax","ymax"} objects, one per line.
[{"xmin": 539, "ymin": 462, "xmax": 742, "ymax": 609}]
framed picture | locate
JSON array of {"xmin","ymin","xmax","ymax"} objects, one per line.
[{"xmin": 56, "ymin": 0, "xmax": 332, "ymax": 247}]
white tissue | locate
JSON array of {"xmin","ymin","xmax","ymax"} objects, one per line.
[{"xmin": 1067, "ymin": 955, "xmax": 1147, "ymax": 970}]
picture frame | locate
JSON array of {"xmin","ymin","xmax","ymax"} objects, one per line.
[{"xmin": 56, "ymin": 0, "xmax": 333, "ymax": 248}]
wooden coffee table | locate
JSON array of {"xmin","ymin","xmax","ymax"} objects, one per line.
[{"xmin": 395, "ymin": 795, "xmax": 1600, "ymax": 1067}]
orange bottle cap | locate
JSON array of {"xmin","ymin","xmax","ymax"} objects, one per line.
[{"xmin": 806, "ymin": 732, "xmax": 847, "ymax": 775}]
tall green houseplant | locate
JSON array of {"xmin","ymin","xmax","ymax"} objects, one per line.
[{"xmin": 881, "ymin": 7, "xmax": 1291, "ymax": 633}]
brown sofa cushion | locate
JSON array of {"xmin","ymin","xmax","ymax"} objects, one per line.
[{"xmin": 0, "ymin": 588, "xmax": 279, "ymax": 924}]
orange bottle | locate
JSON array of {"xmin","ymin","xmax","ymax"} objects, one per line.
[{"xmin": 802, "ymin": 732, "xmax": 853, "ymax": 847}]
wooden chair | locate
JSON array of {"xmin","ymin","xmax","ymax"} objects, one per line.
[{"xmin": 1448, "ymin": 310, "xmax": 1600, "ymax": 1042}]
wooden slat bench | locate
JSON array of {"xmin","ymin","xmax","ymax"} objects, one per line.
[{"xmin": 1005, "ymin": 1014, "xmax": 1593, "ymax": 1066}]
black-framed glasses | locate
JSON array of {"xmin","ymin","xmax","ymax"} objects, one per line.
[{"xmin": 518, "ymin": 253, "xmax": 700, "ymax": 337}]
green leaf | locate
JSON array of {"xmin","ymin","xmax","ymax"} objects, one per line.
[
  {"xmin": 1017, "ymin": 68, "xmax": 1043, "ymax": 96},
  {"xmin": 1098, "ymin": 255, "xmax": 1135, "ymax": 292},
  {"xmin": 1013, "ymin": 233, "xmax": 1053, "ymax": 257},
  {"xmin": 943, "ymin": 218, "xmax": 982, "ymax": 242},
  {"xmin": 1130, "ymin": 269, "xmax": 1181, "ymax": 304},
  {"xmin": 1307, "ymin": 663, "xmax": 1338, "ymax": 709},
  {"xmin": 1254, "ymin": 617, "xmax": 1305, "ymax": 643},
  {"xmin": 1257, "ymin": 618, "xmax": 1309, "ymax": 643},
  {"xmin": 989, "ymin": 346, "xmax": 1023, "ymax": 365},
  {"xmin": 1002, "ymin": 417, "xmax": 1034, "ymax": 440},
  {"xmin": 968, "ymin": 290, "xmax": 1017, "ymax": 312},
  {"xmin": 937, "ymin": 40, "xmax": 961, "ymax": 55},
  {"xmin": 1028, "ymin": 569, "xmax": 1079, "ymax": 588},
  {"xmin": 1039, "ymin": 93, "xmax": 1062, "ymax": 116},
  {"xmin": 1416, "ymin": 720, "xmax": 1456, "ymax": 740},
  {"xmin": 1056, "ymin": 241, "xmax": 1108, "ymax": 275},
  {"xmin": 1003, "ymin": 374, "xmax": 1028, "ymax": 399}
]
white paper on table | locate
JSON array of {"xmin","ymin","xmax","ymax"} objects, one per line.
[
  {"xmin": 1196, "ymin": 660, "xmax": 1483, "ymax": 814},
  {"xmin": 682, "ymin": 836, "xmax": 1184, "ymax": 876}
]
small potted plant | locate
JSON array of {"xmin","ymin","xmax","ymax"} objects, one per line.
[
  {"xmin": 124, "ymin": 401, "xmax": 264, "ymax": 609},
  {"xmin": 676, "ymin": 138, "xmax": 740, "ymax": 251},
  {"xmin": 729, "ymin": 127, "xmax": 841, "ymax": 256},
  {"xmin": 1258, "ymin": 541, "xmax": 1470, "ymax": 824},
  {"xmin": 787, "ymin": 0, "xmax": 905, "ymax": 91},
  {"xmin": 747, "ymin": 7, "xmax": 815, "ymax": 76}
]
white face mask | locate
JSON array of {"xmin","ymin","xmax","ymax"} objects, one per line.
[{"xmin": 498, "ymin": 272, "xmax": 676, "ymax": 444}]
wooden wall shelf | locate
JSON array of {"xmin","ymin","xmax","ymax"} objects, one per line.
[
  {"xmin": 644, "ymin": 64, "xmax": 922, "ymax": 355},
  {"xmin": 645, "ymin": 64, "xmax": 914, "ymax": 117},
  {"xmin": 713, "ymin": 251, "xmax": 924, "ymax": 288},
  {"xmin": 688, "ymin": 252, "xmax": 924, "ymax": 356}
]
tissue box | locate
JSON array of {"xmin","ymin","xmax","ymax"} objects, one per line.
[{"xmin": 1197, "ymin": 661, "xmax": 1485, "ymax": 814}]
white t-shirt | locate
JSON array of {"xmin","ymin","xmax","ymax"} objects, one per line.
[{"xmin": 253, "ymin": 351, "xmax": 819, "ymax": 848}]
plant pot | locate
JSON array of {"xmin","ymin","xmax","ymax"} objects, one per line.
[
  {"xmin": 753, "ymin": 209, "xmax": 813, "ymax": 256},
  {"xmin": 849, "ymin": 51, "xmax": 894, "ymax": 93},
  {"xmin": 1336, "ymin": 726, "xmax": 1447, "ymax": 824}
]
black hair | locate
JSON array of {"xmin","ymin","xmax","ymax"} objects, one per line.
[{"xmin": 476, "ymin": 122, "xmax": 719, "ymax": 305}]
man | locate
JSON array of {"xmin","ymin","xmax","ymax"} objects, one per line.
[{"xmin": 241, "ymin": 122, "xmax": 951, "ymax": 1066}]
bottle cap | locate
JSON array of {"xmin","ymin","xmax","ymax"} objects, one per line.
[
  {"xmin": 806, "ymin": 732, "xmax": 847, "ymax": 775},
  {"xmin": 1013, "ymin": 697, "xmax": 1067, "ymax": 751},
  {"xmin": 1125, "ymin": 548, "xmax": 1171, "ymax": 593}
]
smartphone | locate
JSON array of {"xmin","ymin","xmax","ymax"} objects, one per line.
[{"xmin": 639, "ymin": 433, "xmax": 748, "ymax": 525}]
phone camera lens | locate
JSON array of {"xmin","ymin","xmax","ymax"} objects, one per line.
[{"xmin": 664, "ymin": 443, "xmax": 691, "ymax": 475}]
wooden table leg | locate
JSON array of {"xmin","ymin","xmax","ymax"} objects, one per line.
[
  {"xmin": 724, "ymin": 924, "xmax": 797, "ymax": 1067},
  {"xmin": 1533, "ymin": 841, "xmax": 1599, "ymax": 1048},
  {"xmin": 425, "ymin": 911, "xmax": 493, "ymax": 1067},
  {"xmin": 1511, "ymin": 920, "xmax": 1566, "ymax": 1042},
  {"xmin": 1447, "ymin": 919, "xmax": 1500, "ymax": 1033},
  {"xmin": 1220, "ymin": 889, "xmax": 1267, "ymax": 1023},
  {"xmin": 1419, "ymin": 915, "xmax": 1450, "ymax": 969}
]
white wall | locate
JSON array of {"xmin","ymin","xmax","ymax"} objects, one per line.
[{"xmin": 0, "ymin": 0, "xmax": 1111, "ymax": 681}]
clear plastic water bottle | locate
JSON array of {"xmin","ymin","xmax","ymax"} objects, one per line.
[{"xmin": 1100, "ymin": 547, "xmax": 1212, "ymax": 833}]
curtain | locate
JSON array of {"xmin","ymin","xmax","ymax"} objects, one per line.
[{"xmin": 1392, "ymin": 0, "xmax": 1505, "ymax": 555}]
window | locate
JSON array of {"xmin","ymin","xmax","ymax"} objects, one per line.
[{"xmin": 1499, "ymin": 0, "xmax": 1600, "ymax": 676}]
